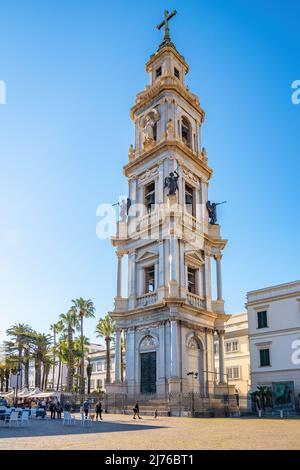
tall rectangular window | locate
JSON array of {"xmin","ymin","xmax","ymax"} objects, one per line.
[
  {"xmin": 145, "ymin": 265, "xmax": 155, "ymax": 293},
  {"xmin": 145, "ymin": 181, "xmax": 155, "ymax": 212},
  {"xmin": 155, "ymin": 67, "xmax": 162, "ymax": 79},
  {"xmin": 187, "ymin": 267, "xmax": 197, "ymax": 294},
  {"xmin": 185, "ymin": 184, "xmax": 194, "ymax": 215},
  {"xmin": 259, "ymin": 348, "xmax": 270, "ymax": 367},
  {"xmin": 174, "ymin": 67, "xmax": 180, "ymax": 79},
  {"xmin": 257, "ymin": 311, "xmax": 268, "ymax": 329}
]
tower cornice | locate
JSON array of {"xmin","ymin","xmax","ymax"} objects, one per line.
[
  {"xmin": 123, "ymin": 140, "xmax": 212, "ymax": 180},
  {"xmin": 131, "ymin": 73, "xmax": 205, "ymax": 122},
  {"xmin": 146, "ymin": 45, "xmax": 189, "ymax": 74}
]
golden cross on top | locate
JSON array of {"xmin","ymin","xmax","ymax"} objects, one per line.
[{"xmin": 156, "ymin": 10, "xmax": 177, "ymax": 45}]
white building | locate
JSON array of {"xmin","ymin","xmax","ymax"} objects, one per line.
[
  {"xmin": 215, "ymin": 313, "xmax": 251, "ymax": 396},
  {"xmin": 109, "ymin": 14, "xmax": 231, "ymax": 397},
  {"xmin": 247, "ymin": 280, "xmax": 300, "ymax": 410},
  {"xmin": 88, "ymin": 348, "xmax": 116, "ymax": 392}
]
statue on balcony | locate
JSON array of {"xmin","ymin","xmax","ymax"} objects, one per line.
[
  {"xmin": 206, "ymin": 200, "xmax": 227, "ymax": 225},
  {"xmin": 164, "ymin": 170, "xmax": 179, "ymax": 196}
]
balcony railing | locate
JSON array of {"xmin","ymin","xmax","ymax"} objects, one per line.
[
  {"xmin": 136, "ymin": 292, "xmax": 158, "ymax": 307},
  {"xmin": 186, "ymin": 292, "xmax": 206, "ymax": 309}
]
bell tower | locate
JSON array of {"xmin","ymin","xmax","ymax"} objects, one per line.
[{"xmin": 109, "ymin": 11, "xmax": 230, "ymax": 397}]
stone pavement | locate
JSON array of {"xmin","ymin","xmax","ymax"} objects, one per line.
[{"xmin": 0, "ymin": 413, "xmax": 299, "ymax": 450}]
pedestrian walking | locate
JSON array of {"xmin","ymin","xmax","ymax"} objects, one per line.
[
  {"xmin": 154, "ymin": 409, "xmax": 158, "ymax": 419},
  {"xmin": 133, "ymin": 402, "xmax": 141, "ymax": 419},
  {"xmin": 95, "ymin": 401, "xmax": 103, "ymax": 421}
]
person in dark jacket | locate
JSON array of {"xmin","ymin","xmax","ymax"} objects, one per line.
[
  {"xmin": 49, "ymin": 401, "xmax": 56, "ymax": 420},
  {"xmin": 95, "ymin": 401, "xmax": 103, "ymax": 421},
  {"xmin": 56, "ymin": 401, "xmax": 63, "ymax": 419}
]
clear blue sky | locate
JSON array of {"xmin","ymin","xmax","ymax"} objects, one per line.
[{"xmin": 1, "ymin": 0, "xmax": 300, "ymax": 344}]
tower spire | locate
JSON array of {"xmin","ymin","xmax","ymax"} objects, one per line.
[{"xmin": 156, "ymin": 9, "xmax": 177, "ymax": 48}]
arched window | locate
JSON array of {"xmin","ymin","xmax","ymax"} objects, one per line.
[{"xmin": 181, "ymin": 116, "xmax": 191, "ymax": 148}]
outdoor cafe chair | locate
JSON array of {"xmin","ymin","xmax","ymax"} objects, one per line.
[
  {"xmin": 21, "ymin": 411, "xmax": 29, "ymax": 426},
  {"xmin": 30, "ymin": 408, "xmax": 37, "ymax": 419},
  {"xmin": 9, "ymin": 411, "xmax": 21, "ymax": 427},
  {"xmin": 81, "ymin": 413, "xmax": 92, "ymax": 427},
  {"xmin": 63, "ymin": 411, "xmax": 76, "ymax": 426}
]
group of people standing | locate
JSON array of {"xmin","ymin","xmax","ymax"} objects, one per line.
[{"xmin": 49, "ymin": 400, "xmax": 63, "ymax": 419}]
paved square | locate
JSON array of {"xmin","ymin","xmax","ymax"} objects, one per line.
[{"xmin": 0, "ymin": 414, "xmax": 299, "ymax": 450}]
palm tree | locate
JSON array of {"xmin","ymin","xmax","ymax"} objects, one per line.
[
  {"xmin": 0, "ymin": 364, "xmax": 5, "ymax": 392},
  {"xmin": 71, "ymin": 298, "xmax": 95, "ymax": 394},
  {"xmin": 95, "ymin": 314, "xmax": 115, "ymax": 385},
  {"xmin": 5, "ymin": 323, "xmax": 34, "ymax": 389},
  {"xmin": 54, "ymin": 335, "xmax": 68, "ymax": 391},
  {"xmin": 50, "ymin": 320, "xmax": 63, "ymax": 389},
  {"xmin": 60, "ymin": 308, "xmax": 79, "ymax": 392},
  {"xmin": 3, "ymin": 354, "xmax": 18, "ymax": 392},
  {"xmin": 86, "ymin": 358, "xmax": 93, "ymax": 394},
  {"xmin": 32, "ymin": 333, "xmax": 52, "ymax": 389},
  {"xmin": 73, "ymin": 335, "xmax": 90, "ymax": 392}
]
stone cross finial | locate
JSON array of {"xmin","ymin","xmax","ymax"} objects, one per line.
[{"xmin": 156, "ymin": 10, "xmax": 177, "ymax": 45}]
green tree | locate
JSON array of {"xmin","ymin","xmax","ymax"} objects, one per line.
[
  {"xmin": 32, "ymin": 333, "xmax": 52, "ymax": 389},
  {"xmin": 60, "ymin": 308, "xmax": 79, "ymax": 392},
  {"xmin": 71, "ymin": 298, "xmax": 95, "ymax": 393},
  {"xmin": 95, "ymin": 314, "xmax": 115, "ymax": 385},
  {"xmin": 5, "ymin": 323, "xmax": 34, "ymax": 389},
  {"xmin": 73, "ymin": 335, "xmax": 90, "ymax": 392}
]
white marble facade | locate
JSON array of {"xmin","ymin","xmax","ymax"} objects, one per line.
[{"xmin": 109, "ymin": 35, "xmax": 229, "ymax": 396}]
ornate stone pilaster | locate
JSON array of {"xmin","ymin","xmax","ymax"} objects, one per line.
[
  {"xmin": 170, "ymin": 319, "xmax": 178, "ymax": 377},
  {"xmin": 114, "ymin": 330, "xmax": 122, "ymax": 383},
  {"xmin": 116, "ymin": 252, "xmax": 123, "ymax": 298},
  {"xmin": 204, "ymin": 247, "xmax": 212, "ymax": 310},
  {"xmin": 129, "ymin": 250, "xmax": 136, "ymax": 308},
  {"xmin": 217, "ymin": 329, "xmax": 226, "ymax": 384}
]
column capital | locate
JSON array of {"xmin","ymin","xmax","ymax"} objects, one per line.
[
  {"xmin": 217, "ymin": 329, "xmax": 225, "ymax": 336},
  {"xmin": 204, "ymin": 246, "xmax": 212, "ymax": 257},
  {"xmin": 128, "ymin": 249, "xmax": 136, "ymax": 256},
  {"xmin": 214, "ymin": 252, "xmax": 222, "ymax": 261},
  {"xmin": 116, "ymin": 250, "xmax": 126, "ymax": 258}
]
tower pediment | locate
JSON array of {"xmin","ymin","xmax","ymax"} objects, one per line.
[
  {"xmin": 136, "ymin": 250, "xmax": 158, "ymax": 263},
  {"xmin": 185, "ymin": 250, "xmax": 205, "ymax": 268}
]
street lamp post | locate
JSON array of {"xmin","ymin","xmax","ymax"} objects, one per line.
[{"xmin": 187, "ymin": 371, "xmax": 198, "ymax": 417}]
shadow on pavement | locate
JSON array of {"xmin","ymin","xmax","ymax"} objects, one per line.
[{"xmin": 0, "ymin": 417, "xmax": 167, "ymax": 439}]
